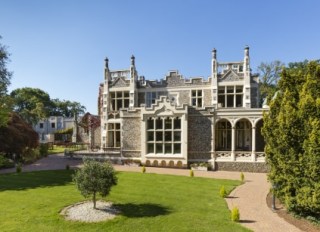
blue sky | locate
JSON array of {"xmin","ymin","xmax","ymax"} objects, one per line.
[{"xmin": 1, "ymin": 0, "xmax": 319, "ymax": 114}]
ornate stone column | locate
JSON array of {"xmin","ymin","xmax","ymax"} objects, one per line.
[
  {"xmin": 231, "ymin": 126, "xmax": 235, "ymax": 161},
  {"xmin": 252, "ymin": 126, "xmax": 256, "ymax": 162}
]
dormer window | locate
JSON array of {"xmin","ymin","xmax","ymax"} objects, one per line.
[
  {"xmin": 110, "ymin": 91, "xmax": 129, "ymax": 111},
  {"xmin": 218, "ymin": 86, "xmax": 243, "ymax": 108},
  {"xmin": 191, "ymin": 90, "xmax": 203, "ymax": 108}
]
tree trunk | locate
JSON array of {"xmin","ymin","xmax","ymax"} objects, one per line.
[{"xmin": 93, "ymin": 191, "xmax": 96, "ymax": 209}]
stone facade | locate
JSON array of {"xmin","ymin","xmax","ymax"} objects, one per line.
[{"xmin": 99, "ymin": 47, "xmax": 268, "ymax": 171}]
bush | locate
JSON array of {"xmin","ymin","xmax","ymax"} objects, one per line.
[
  {"xmin": 231, "ymin": 207, "xmax": 240, "ymax": 222},
  {"xmin": 16, "ymin": 163, "xmax": 22, "ymax": 173},
  {"xmin": 190, "ymin": 169, "xmax": 194, "ymax": 177},
  {"xmin": 66, "ymin": 164, "xmax": 70, "ymax": 170},
  {"xmin": 39, "ymin": 143, "xmax": 49, "ymax": 157},
  {"xmin": 240, "ymin": 172, "xmax": 245, "ymax": 182},
  {"xmin": 0, "ymin": 155, "xmax": 14, "ymax": 169},
  {"xmin": 142, "ymin": 166, "xmax": 146, "ymax": 173},
  {"xmin": 220, "ymin": 186, "xmax": 227, "ymax": 198}
]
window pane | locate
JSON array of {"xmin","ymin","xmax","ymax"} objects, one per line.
[
  {"xmin": 156, "ymin": 131, "xmax": 163, "ymax": 141},
  {"xmin": 192, "ymin": 90, "xmax": 196, "ymax": 97},
  {"xmin": 236, "ymin": 95, "xmax": 243, "ymax": 107},
  {"xmin": 156, "ymin": 144, "xmax": 163, "ymax": 153},
  {"xmin": 115, "ymin": 123, "xmax": 120, "ymax": 130},
  {"xmin": 174, "ymin": 144, "xmax": 181, "ymax": 153},
  {"xmin": 147, "ymin": 143, "xmax": 154, "ymax": 153},
  {"xmin": 124, "ymin": 91, "xmax": 129, "ymax": 98},
  {"xmin": 227, "ymin": 86, "xmax": 234, "ymax": 93},
  {"xmin": 116, "ymin": 92, "xmax": 122, "ymax": 98},
  {"xmin": 197, "ymin": 90, "xmax": 202, "ymax": 96},
  {"xmin": 236, "ymin": 86, "xmax": 243, "ymax": 93},
  {"xmin": 174, "ymin": 118, "xmax": 181, "ymax": 129},
  {"xmin": 165, "ymin": 118, "xmax": 172, "ymax": 129},
  {"xmin": 147, "ymin": 132, "xmax": 154, "ymax": 141},
  {"xmin": 156, "ymin": 118, "xmax": 163, "ymax": 129},
  {"xmin": 115, "ymin": 131, "xmax": 121, "ymax": 147},
  {"xmin": 117, "ymin": 99, "xmax": 122, "ymax": 110},
  {"xmin": 124, "ymin": 99, "xmax": 129, "ymax": 108},
  {"xmin": 197, "ymin": 98, "xmax": 202, "ymax": 107},
  {"xmin": 174, "ymin": 131, "xmax": 181, "ymax": 141},
  {"xmin": 165, "ymin": 144, "xmax": 172, "ymax": 154},
  {"xmin": 218, "ymin": 95, "xmax": 225, "ymax": 107},
  {"xmin": 227, "ymin": 95, "xmax": 234, "ymax": 107},
  {"xmin": 111, "ymin": 100, "xmax": 116, "ymax": 111},
  {"xmin": 110, "ymin": 92, "xmax": 115, "ymax": 98},
  {"xmin": 218, "ymin": 87, "xmax": 225, "ymax": 94},
  {"xmin": 108, "ymin": 124, "xmax": 114, "ymax": 130},
  {"xmin": 192, "ymin": 98, "xmax": 196, "ymax": 106},
  {"xmin": 147, "ymin": 119, "xmax": 154, "ymax": 129},
  {"xmin": 165, "ymin": 131, "xmax": 172, "ymax": 141},
  {"xmin": 108, "ymin": 131, "xmax": 114, "ymax": 147}
]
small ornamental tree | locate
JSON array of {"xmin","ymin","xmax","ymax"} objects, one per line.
[{"xmin": 73, "ymin": 158, "xmax": 117, "ymax": 209}]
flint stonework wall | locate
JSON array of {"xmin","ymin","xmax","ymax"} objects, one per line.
[
  {"xmin": 188, "ymin": 113, "xmax": 212, "ymax": 159},
  {"xmin": 215, "ymin": 161, "xmax": 269, "ymax": 173},
  {"xmin": 178, "ymin": 90, "xmax": 190, "ymax": 105},
  {"xmin": 122, "ymin": 117, "xmax": 141, "ymax": 152}
]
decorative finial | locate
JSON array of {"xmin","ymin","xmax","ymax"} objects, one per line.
[
  {"xmin": 212, "ymin": 48, "xmax": 217, "ymax": 59},
  {"xmin": 244, "ymin": 46, "xmax": 249, "ymax": 56},
  {"xmin": 131, "ymin": 55, "xmax": 135, "ymax": 66},
  {"xmin": 105, "ymin": 57, "xmax": 109, "ymax": 69}
]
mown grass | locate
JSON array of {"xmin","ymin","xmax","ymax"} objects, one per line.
[{"xmin": 0, "ymin": 170, "xmax": 250, "ymax": 232}]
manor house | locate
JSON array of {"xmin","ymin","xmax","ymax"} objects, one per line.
[{"xmin": 99, "ymin": 47, "xmax": 267, "ymax": 171}]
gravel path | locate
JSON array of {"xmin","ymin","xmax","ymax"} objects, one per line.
[{"xmin": 0, "ymin": 154, "xmax": 301, "ymax": 231}]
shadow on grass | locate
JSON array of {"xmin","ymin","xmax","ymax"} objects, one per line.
[
  {"xmin": 0, "ymin": 170, "xmax": 73, "ymax": 191},
  {"xmin": 114, "ymin": 203, "xmax": 171, "ymax": 218}
]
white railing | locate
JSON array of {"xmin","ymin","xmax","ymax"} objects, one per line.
[{"xmin": 215, "ymin": 151, "xmax": 232, "ymax": 161}]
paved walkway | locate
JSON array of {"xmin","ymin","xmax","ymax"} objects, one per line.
[{"xmin": 0, "ymin": 154, "xmax": 301, "ymax": 232}]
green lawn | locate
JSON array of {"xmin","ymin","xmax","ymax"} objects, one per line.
[
  {"xmin": 48, "ymin": 145, "xmax": 86, "ymax": 155},
  {"xmin": 0, "ymin": 170, "xmax": 250, "ymax": 232}
]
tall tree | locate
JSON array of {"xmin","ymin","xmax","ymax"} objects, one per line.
[
  {"xmin": 263, "ymin": 60, "xmax": 320, "ymax": 217},
  {"xmin": 257, "ymin": 60, "xmax": 284, "ymax": 104},
  {"xmin": 51, "ymin": 99, "xmax": 86, "ymax": 117},
  {"xmin": 0, "ymin": 36, "xmax": 13, "ymax": 127},
  {"xmin": 10, "ymin": 87, "xmax": 52, "ymax": 125}
]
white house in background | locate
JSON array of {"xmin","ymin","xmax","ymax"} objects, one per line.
[{"xmin": 33, "ymin": 116, "xmax": 74, "ymax": 143}]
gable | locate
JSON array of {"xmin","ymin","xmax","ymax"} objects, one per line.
[{"xmin": 219, "ymin": 70, "xmax": 242, "ymax": 82}]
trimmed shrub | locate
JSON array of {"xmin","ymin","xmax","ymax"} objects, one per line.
[
  {"xmin": 16, "ymin": 163, "xmax": 22, "ymax": 173},
  {"xmin": 220, "ymin": 186, "xmax": 227, "ymax": 198},
  {"xmin": 39, "ymin": 143, "xmax": 49, "ymax": 157},
  {"xmin": 231, "ymin": 207, "xmax": 240, "ymax": 222},
  {"xmin": 240, "ymin": 172, "xmax": 245, "ymax": 182},
  {"xmin": 190, "ymin": 169, "xmax": 194, "ymax": 177},
  {"xmin": 66, "ymin": 164, "xmax": 70, "ymax": 170},
  {"xmin": 142, "ymin": 166, "xmax": 146, "ymax": 173}
]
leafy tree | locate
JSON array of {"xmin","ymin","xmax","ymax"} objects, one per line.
[
  {"xmin": 10, "ymin": 87, "xmax": 52, "ymax": 125},
  {"xmin": 51, "ymin": 99, "xmax": 86, "ymax": 117},
  {"xmin": 0, "ymin": 36, "xmax": 13, "ymax": 127},
  {"xmin": 10, "ymin": 88, "xmax": 86, "ymax": 125},
  {"xmin": 73, "ymin": 158, "xmax": 117, "ymax": 209},
  {"xmin": 0, "ymin": 112, "xmax": 38, "ymax": 160},
  {"xmin": 263, "ymin": 60, "xmax": 320, "ymax": 217},
  {"xmin": 257, "ymin": 60, "xmax": 284, "ymax": 104}
]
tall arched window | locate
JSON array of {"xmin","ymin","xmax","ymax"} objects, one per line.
[
  {"xmin": 215, "ymin": 120, "xmax": 232, "ymax": 151},
  {"xmin": 235, "ymin": 119, "xmax": 252, "ymax": 151}
]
